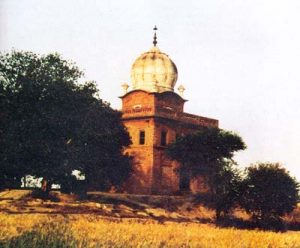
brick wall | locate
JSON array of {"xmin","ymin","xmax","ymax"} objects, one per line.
[{"xmin": 121, "ymin": 90, "xmax": 218, "ymax": 195}]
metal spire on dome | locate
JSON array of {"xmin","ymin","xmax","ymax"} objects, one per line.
[{"xmin": 153, "ymin": 25, "xmax": 158, "ymax": 46}]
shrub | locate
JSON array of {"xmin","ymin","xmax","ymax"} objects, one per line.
[{"xmin": 240, "ymin": 163, "xmax": 299, "ymax": 230}]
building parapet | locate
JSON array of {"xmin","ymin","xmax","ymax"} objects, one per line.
[{"xmin": 122, "ymin": 105, "xmax": 218, "ymax": 128}]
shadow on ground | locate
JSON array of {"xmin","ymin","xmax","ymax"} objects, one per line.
[{"xmin": 0, "ymin": 189, "xmax": 299, "ymax": 231}]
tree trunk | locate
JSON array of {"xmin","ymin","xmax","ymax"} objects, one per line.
[
  {"xmin": 41, "ymin": 177, "xmax": 51, "ymax": 194},
  {"xmin": 216, "ymin": 209, "xmax": 221, "ymax": 221}
]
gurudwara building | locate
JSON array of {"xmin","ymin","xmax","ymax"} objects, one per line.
[{"xmin": 120, "ymin": 27, "xmax": 218, "ymax": 195}]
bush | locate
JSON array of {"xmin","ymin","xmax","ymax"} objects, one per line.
[{"xmin": 240, "ymin": 163, "xmax": 299, "ymax": 230}]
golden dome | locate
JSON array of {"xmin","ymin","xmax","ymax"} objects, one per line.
[{"xmin": 130, "ymin": 46, "xmax": 178, "ymax": 93}]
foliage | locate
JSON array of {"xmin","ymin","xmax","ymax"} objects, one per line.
[
  {"xmin": 0, "ymin": 50, "xmax": 132, "ymax": 191},
  {"xmin": 240, "ymin": 162, "xmax": 299, "ymax": 228},
  {"xmin": 212, "ymin": 161, "xmax": 242, "ymax": 218},
  {"xmin": 167, "ymin": 127, "xmax": 246, "ymax": 218},
  {"xmin": 167, "ymin": 128, "xmax": 246, "ymax": 167}
]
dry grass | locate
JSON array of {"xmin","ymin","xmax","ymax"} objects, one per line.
[
  {"xmin": 0, "ymin": 190, "xmax": 299, "ymax": 247},
  {"xmin": 0, "ymin": 214, "xmax": 300, "ymax": 248}
]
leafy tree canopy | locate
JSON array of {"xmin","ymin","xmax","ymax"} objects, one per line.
[
  {"xmin": 241, "ymin": 163, "xmax": 299, "ymax": 221},
  {"xmin": 167, "ymin": 127, "xmax": 246, "ymax": 173},
  {"xmin": 0, "ymin": 50, "xmax": 132, "ymax": 191},
  {"xmin": 167, "ymin": 127, "xmax": 246, "ymax": 218}
]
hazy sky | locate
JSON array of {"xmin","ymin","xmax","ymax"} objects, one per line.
[{"xmin": 1, "ymin": 0, "xmax": 300, "ymax": 180}]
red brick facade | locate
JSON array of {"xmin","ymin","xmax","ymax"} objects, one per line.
[{"xmin": 121, "ymin": 90, "xmax": 218, "ymax": 195}]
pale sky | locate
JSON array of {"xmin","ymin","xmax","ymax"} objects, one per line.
[{"xmin": 1, "ymin": 0, "xmax": 300, "ymax": 180}]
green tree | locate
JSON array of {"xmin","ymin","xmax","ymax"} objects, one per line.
[
  {"xmin": 167, "ymin": 127, "xmax": 246, "ymax": 218},
  {"xmin": 0, "ymin": 50, "xmax": 132, "ymax": 191},
  {"xmin": 240, "ymin": 163, "xmax": 299, "ymax": 230}
]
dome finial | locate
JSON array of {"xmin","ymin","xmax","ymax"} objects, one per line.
[{"xmin": 153, "ymin": 25, "xmax": 158, "ymax": 47}]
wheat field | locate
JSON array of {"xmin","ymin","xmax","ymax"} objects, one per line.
[{"xmin": 0, "ymin": 214, "xmax": 300, "ymax": 248}]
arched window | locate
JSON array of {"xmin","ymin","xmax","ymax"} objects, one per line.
[
  {"xmin": 161, "ymin": 130, "xmax": 167, "ymax": 146},
  {"xmin": 139, "ymin": 130, "xmax": 145, "ymax": 145}
]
